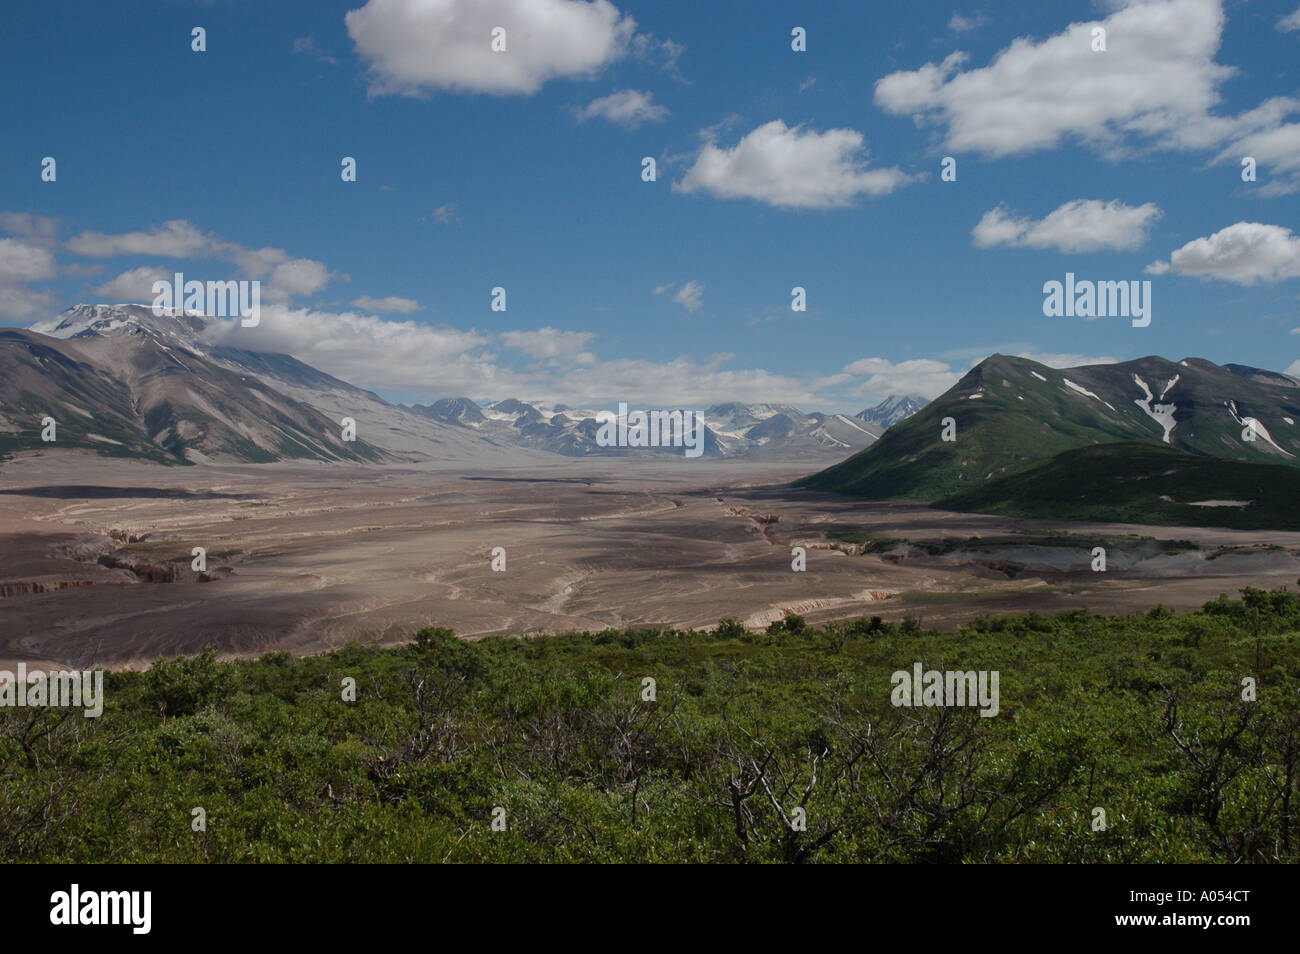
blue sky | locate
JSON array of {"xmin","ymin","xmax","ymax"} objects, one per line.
[{"xmin": 2, "ymin": 0, "xmax": 1299, "ymax": 411}]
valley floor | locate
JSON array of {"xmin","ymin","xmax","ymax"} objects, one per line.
[{"xmin": 2, "ymin": 450, "xmax": 1299, "ymax": 669}]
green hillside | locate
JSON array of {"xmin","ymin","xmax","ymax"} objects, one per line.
[
  {"xmin": 801, "ymin": 353, "xmax": 1300, "ymax": 503},
  {"xmin": 937, "ymin": 442, "xmax": 1300, "ymax": 530}
]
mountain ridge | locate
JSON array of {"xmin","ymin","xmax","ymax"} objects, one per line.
[{"xmin": 800, "ymin": 352, "xmax": 1300, "ymax": 527}]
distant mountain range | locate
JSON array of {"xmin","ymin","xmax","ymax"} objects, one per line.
[
  {"xmin": 411, "ymin": 396, "xmax": 911, "ymax": 458},
  {"xmin": 0, "ymin": 304, "xmax": 928, "ymax": 465},
  {"xmin": 802, "ymin": 353, "xmax": 1300, "ymax": 529}
]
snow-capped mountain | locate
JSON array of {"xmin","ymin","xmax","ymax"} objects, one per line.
[
  {"xmin": 30, "ymin": 303, "xmax": 212, "ymax": 348},
  {"xmin": 10, "ymin": 304, "xmax": 883, "ymax": 465},
  {"xmin": 10, "ymin": 304, "xmax": 527, "ymax": 464},
  {"xmin": 411, "ymin": 398, "xmax": 882, "ymax": 458},
  {"xmin": 855, "ymin": 394, "xmax": 929, "ymax": 429}
]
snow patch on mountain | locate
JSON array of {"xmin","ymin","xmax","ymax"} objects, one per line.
[
  {"xmin": 1061, "ymin": 378, "xmax": 1116, "ymax": 410},
  {"xmin": 1133, "ymin": 375, "xmax": 1177, "ymax": 444},
  {"xmin": 1226, "ymin": 400, "xmax": 1294, "ymax": 458}
]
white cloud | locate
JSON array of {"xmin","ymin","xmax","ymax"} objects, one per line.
[
  {"xmin": 0, "ymin": 232, "xmax": 58, "ymax": 318},
  {"xmin": 544, "ymin": 353, "xmax": 823, "ymax": 408},
  {"xmin": 293, "ymin": 36, "xmax": 339, "ymax": 65},
  {"xmin": 674, "ymin": 119, "xmax": 915, "ymax": 209},
  {"xmin": 266, "ymin": 259, "xmax": 332, "ymax": 301},
  {"xmin": 973, "ymin": 199, "xmax": 1162, "ymax": 252},
  {"xmin": 654, "ymin": 280, "xmax": 704, "ymax": 311},
  {"xmin": 353, "ymin": 295, "xmax": 421, "ymax": 313},
  {"xmin": 1146, "ymin": 222, "xmax": 1300, "ymax": 285},
  {"xmin": 876, "ymin": 0, "xmax": 1299, "ymax": 190},
  {"xmin": 204, "ymin": 306, "xmax": 827, "ymax": 408},
  {"xmin": 672, "ymin": 280, "xmax": 704, "ymax": 312},
  {"xmin": 0, "ymin": 212, "xmax": 58, "ymax": 245},
  {"xmin": 204, "ymin": 305, "xmax": 505, "ymax": 395},
  {"xmin": 91, "ymin": 265, "xmax": 172, "ymax": 302},
  {"xmin": 0, "ymin": 285, "xmax": 56, "ymax": 320},
  {"xmin": 0, "ymin": 238, "xmax": 56, "ymax": 282},
  {"xmin": 576, "ymin": 89, "xmax": 668, "ymax": 127},
  {"xmin": 422, "ymin": 205, "xmax": 461, "ymax": 225},
  {"xmin": 1279, "ymin": 5, "xmax": 1300, "ymax": 32},
  {"xmin": 64, "ymin": 220, "xmax": 334, "ymax": 303},
  {"xmin": 948, "ymin": 12, "xmax": 989, "ymax": 33},
  {"xmin": 345, "ymin": 0, "xmax": 636, "ymax": 96},
  {"xmin": 501, "ymin": 326, "xmax": 594, "ymax": 359},
  {"xmin": 1015, "ymin": 352, "xmax": 1118, "ymax": 369},
  {"xmin": 839, "ymin": 357, "xmax": 962, "ymax": 399},
  {"xmin": 630, "ymin": 33, "xmax": 684, "ymax": 78},
  {"xmin": 1216, "ymin": 119, "xmax": 1300, "ymax": 194},
  {"xmin": 66, "ymin": 220, "xmax": 212, "ymax": 259}
]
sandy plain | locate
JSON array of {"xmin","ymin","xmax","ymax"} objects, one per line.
[{"xmin": 2, "ymin": 450, "xmax": 1299, "ymax": 669}]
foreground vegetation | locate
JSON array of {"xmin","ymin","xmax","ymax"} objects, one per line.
[{"xmin": 4, "ymin": 587, "xmax": 1300, "ymax": 863}]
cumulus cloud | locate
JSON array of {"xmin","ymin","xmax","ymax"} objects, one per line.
[
  {"xmin": 576, "ymin": 89, "xmax": 668, "ymax": 127},
  {"xmin": 654, "ymin": 280, "xmax": 704, "ymax": 312},
  {"xmin": 1216, "ymin": 119, "xmax": 1300, "ymax": 195},
  {"xmin": 266, "ymin": 259, "xmax": 332, "ymax": 301},
  {"xmin": 0, "ymin": 212, "xmax": 58, "ymax": 245},
  {"xmin": 839, "ymin": 357, "xmax": 962, "ymax": 400},
  {"xmin": 0, "ymin": 234, "xmax": 58, "ymax": 320},
  {"xmin": 0, "ymin": 285, "xmax": 57, "ymax": 320},
  {"xmin": 1146, "ymin": 222, "xmax": 1300, "ymax": 285},
  {"xmin": 545, "ymin": 353, "xmax": 824, "ymax": 408},
  {"xmin": 345, "ymin": 0, "xmax": 636, "ymax": 96},
  {"xmin": 353, "ymin": 295, "xmax": 421, "ymax": 313},
  {"xmin": 91, "ymin": 265, "xmax": 172, "ymax": 302},
  {"xmin": 1280, "ymin": 5, "xmax": 1300, "ymax": 32},
  {"xmin": 973, "ymin": 199, "xmax": 1162, "ymax": 252},
  {"xmin": 674, "ymin": 120, "xmax": 915, "ymax": 209},
  {"xmin": 673, "ymin": 281, "xmax": 705, "ymax": 312},
  {"xmin": 0, "ymin": 237, "xmax": 58, "ymax": 320},
  {"xmin": 501, "ymin": 326, "xmax": 595, "ymax": 360},
  {"xmin": 205, "ymin": 305, "xmax": 504, "ymax": 394},
  {"xmin": 0, "ymin": 238, "xmax": 56, "ymax": 283},
  {"xmin": 66, "ymin": 220, "xmax": 212, "ymax": 259},
  {"xmin": 64, "ymin": 220, "xmax": 335, "ymax": 303},
  {"xmin": 875, "ymin": 0, "xmax": 1300, "ymax": 190},
  {"xmin": 204, "ymin": 306, "xmax": 829, "ymax": 408}
]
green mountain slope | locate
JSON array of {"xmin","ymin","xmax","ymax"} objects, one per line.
[
  {"xmin": 936, "ymin": 442, "xmax": 1300, "ymax": 530},
  {"xmin": 801, "ymin": 353, "xmax": 1300, "ymax": 501}
]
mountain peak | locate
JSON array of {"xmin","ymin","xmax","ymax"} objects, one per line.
[
  {"xmin": 855, "ymin": 393, "xmax": 929, "ymax": 428},
  {"xmin": 804, "ymin": 351, "xmax": 1300, "ymax": 504},
  {"xmin": 29, "ymin": 303, "xmax": 210, "ymax": 349}
]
